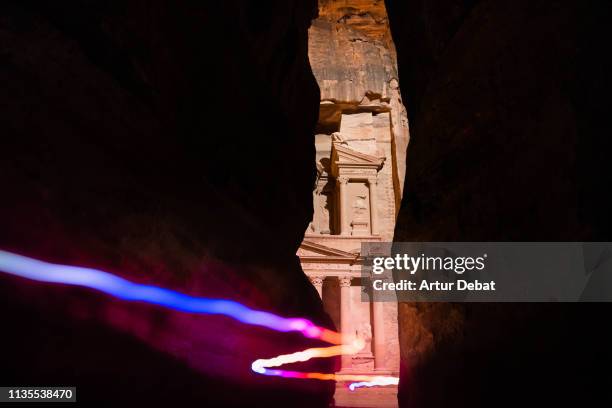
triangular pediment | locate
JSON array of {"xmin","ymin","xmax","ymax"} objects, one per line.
[
  {"xmin": 332, "ymin": 143, "xmax": 384, "ymax": 166},
  {"xmin": 297, "ymin": 240, "xmax": 360, "ymax": 263}
]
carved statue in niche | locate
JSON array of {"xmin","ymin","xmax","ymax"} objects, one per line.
[
  {"xmin": 311, "ymin": 176, "xmax": 335, "ymax": 235},
  {"xmin": 318, "ymin": 192, "xmax": 331, "ymax": 234},
  {"xmin": 350, "ymin": 193, "xmax": 370, "ymax": 235},
  {"xmin": 309, "ymin": 187, "xmax": 320, "ymax": 233},
  {"xmin": 356, "ymin": 322, "xmax": 373, "ymax": 355},
  {"xmin": 352, "ymin": 194, "xmax": 368, "ymax": 219},
  {"xmin": 310, "ymin": 163, "xmax": 325, "ymax": 233}
]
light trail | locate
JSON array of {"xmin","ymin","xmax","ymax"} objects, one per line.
[{"xmin": 0, "ymin": 249, "xmax": 399, "ymax": 390}]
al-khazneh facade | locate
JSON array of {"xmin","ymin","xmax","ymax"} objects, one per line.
[{"xmin": 299, "ymin": 1, "xmax": 409, "ymax": 380}]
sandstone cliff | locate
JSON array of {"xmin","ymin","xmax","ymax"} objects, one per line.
[{"xmin": 311, "ymin": 0, "xmax": 410, "ymax": 213}]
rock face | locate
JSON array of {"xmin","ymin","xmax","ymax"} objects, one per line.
[
  {"xmin": 0, "ymin": 1, "xmax": 334, "ymax": 405},
  {"xmin": 310, "ymin": 4, "xmax": 396, "ymax": 103},
  {"xmin": 310, "ymin": 0, "xmax": 410, "ymax": 206},
  {"xmin": 385, "ymin": 0, "xmax": 612, "ymax": 407},
  {"xmin": 318, "ymin": 0, "xmax": 393, "ymax": 45}
]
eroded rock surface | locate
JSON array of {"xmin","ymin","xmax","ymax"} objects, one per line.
[
  {"xmin": 0, "ymin": 1, "xmax": 334, "ymax": 405},
  {"xmin": 386, "ymin": 0, "xmax": 612, "ymax": 406}
]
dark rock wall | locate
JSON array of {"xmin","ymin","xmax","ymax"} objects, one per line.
[
  {"xmin": 386, "ymin": 0, "xmax": 612, "ymax": 407},
  {"xmin": 0, "ymin": 1, "xmax": 335, "ymax": 405}
]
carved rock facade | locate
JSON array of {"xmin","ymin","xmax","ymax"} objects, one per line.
[{"xmin": 300, "ymin": 1, "xmax": 410, "ymax": 406}]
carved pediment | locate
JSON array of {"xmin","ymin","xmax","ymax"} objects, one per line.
[
  {"xmin": 331, "ymin": 143, "xmax": 384, "ymax": 176},
  {"xmin": 298, "ymin": 240, "xmax": 360, "ymax": 263},
  {"xmin": 333, "ymin": 143, "xmax": 384, "ymax": 165}
]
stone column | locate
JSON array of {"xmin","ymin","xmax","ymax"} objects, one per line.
[
  {"xmin": 309, "ymin": 276, "xmax": 323, "ymax": 299},
  {"xmin": 367, "ymin": 177, "xmax": 379, "ymax": 236},
  {"xmin": 339, "ymin": 275, "xmax": 353, "ymax": 370},
  {"xmin": 337, "ymin": 176, "xmax": 350, "ymax": 235},
  {"xmin": 373, "ymin": 301, "xmax": 387, "ymax": 370}
]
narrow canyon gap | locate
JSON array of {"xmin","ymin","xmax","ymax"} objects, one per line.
[{"xmin": 301, "ymin": 1, "xmax": 409, "ymax": 405}]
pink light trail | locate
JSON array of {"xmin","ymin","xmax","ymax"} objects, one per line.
[{"xmin": 0, "ymin": 249, "xmax": 399, "ymax": 390}]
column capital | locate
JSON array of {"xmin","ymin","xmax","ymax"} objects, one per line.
[
  {"xmin": 337, "ymin": 175, "xmax": 350, "ymax": 185},
  {"xmin": 367, "ymin": 176, "xmax": 378, "ymax": 186},
  {"xmin": 309, "ymin": 275, "xmax": 324, "ymax": 287},
  {"xmin": 339, "ymin": 275, "xmax": 352, "ymax": 287}
]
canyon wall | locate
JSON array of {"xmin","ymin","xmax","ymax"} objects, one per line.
[
  {"xmin": 385, "ymin": 0, "xmax": 612, "ymax": 407},
  {"xmin": 0, "ymin": 1, "xmax": 334, "ymax": 405}
]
